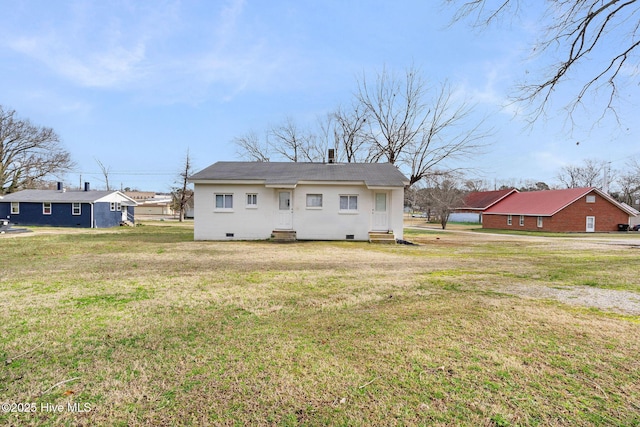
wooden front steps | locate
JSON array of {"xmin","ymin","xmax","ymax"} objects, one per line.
[
  {"xmin": 369, "ymin": 231, "xmax": 396, "ymax": 244},
  {"xmin": 271, "ymin": 230, "xmax": 297, "ymax": 242}
]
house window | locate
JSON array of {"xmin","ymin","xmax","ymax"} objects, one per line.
[
  {"xmin": 537, "ymin": 216, "xmax": 543, "ymax": 228},
  {"xmin": 339, "ymin": 195, "xmax": 358, "ymax": 211},
  {"xmin": 43, "ymin": 202, "xmax": 52, "ymax": 215},
  {"xmin": 72, "ymin": 203, "xmax": 81, "ymax": 215},
  {"xmin": 306, "ymin": 194, "xmax": 323, "ymax": 208},
  {"xmin": 10, "ymin": 202, "xmax": 19, "ymax": 214},
  {"xmin": 507, "ymin": 215, "xmax": 512, "ymax": 225},
  {"xmin": 117, "ymin": 202, "xmax": 121, "ymax": 211},
  {"xmin": 110, "ymin": 202, "xmax": 116, "ymax": 211},
  {"xmin": 215, "ymin": 194, "xmax": 233, "ymax": 210},
  {"xmin": 586, "ymin": 195, "xmax": 596, "ymax": 203},
  {"xmin": 519, "ymin": 215, "xmax": 525, "ymax": 226},
  {"xmin": 246, "ymin": 194, "xmax": 257, "ymax": 207}
]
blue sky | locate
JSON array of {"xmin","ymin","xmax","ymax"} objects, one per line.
[{"xmin": 1, "ymin": 0, "xmax": 637, "ymax": 192}]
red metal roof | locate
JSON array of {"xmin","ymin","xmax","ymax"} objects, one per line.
[
  {"xmin": 483, "ymin": 187, "xmax": 628, "ymax": 216},
  {"xmin": 461, "ymin": 189, "xmax": 517, "ymax": 210}
]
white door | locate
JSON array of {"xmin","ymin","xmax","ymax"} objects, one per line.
[
  {"xmin": 372, "ymin": 192, "xmax": 389, "ymax": 231},
  {"xmin": 276, "ymin": 191, "xmax": 293, "ymax": 229},
  {"xmin": 586, "ymin": 216, "xmax": 595, "ymax": 232},
  {"xmin": 122, "ymin": 206, "xmax": 128, "ymax": 222}
]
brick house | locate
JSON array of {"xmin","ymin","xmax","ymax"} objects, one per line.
[{"xmin": 482, "ymin": 187, "xmax": 636, "ymax": 232}]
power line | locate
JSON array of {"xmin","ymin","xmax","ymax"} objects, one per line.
[{"xmin": 73, "ymin": 171, "xmax": 175, "ymax": 176}]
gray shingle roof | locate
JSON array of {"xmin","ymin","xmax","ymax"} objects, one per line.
[
  {"xmin": 1, "ymin": 189, "xmax": 130, "ymax": 203},
  {"xmin": 189, "ymin": 162, "xmax": 409, "ymax": 187}
]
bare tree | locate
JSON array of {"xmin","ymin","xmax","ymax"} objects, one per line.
[
  {"xmin": 95, "ymin": 158, "xmax": 111, "ymax": 191},
  {"xmin": 617, "ymin": 171, "xmax": 640, "ymax": 205},
  {"xmin": 556, "ymin": 158, "xmax": 607, "ymax": 188},
  {"xmin": 518, "ymin": 180, "xmax": 551, "ymax": 192},
  {"xmin": 447, "ymin": 0, "xmax": 640, "ymax": 123},
  {"xmin": 234, "ymin": 131, "xmax": 270, "ymax": 162},
  {"xmin": 423, "ymin": 172, "xmax": 466, "ymax": 229},
  {"xmin": 356, "ymin": 66, "xmax": 427, "ymax": 165},
  {"xmin": 332, "ymin": 104, "xmax": 369, "ymax": 163},
  {"xmin": 231, "ymin": 66, "xmax": 489, "ymax": 183},
  {"xmin": 616, "ymin": 158, "xmax": 640, "ymax": 205},
  {"xmin": 172, "ymin": 149, "xmax": 194, "ymax": 222},
  {"xmin": 356, "ymin": 66, "xmax": 489, "ymax": 185},
  {"xmin": 0, "ymin": 105, "xmax": 75, "ymax": 194},
  {"xmin": 269, "ymin": 117, "xmax": 325, "ymax": 162},
  {"xmin": 403, "ymin": 82, "xmax": 490, "ymax": 186},
  {"xmin": 463, "ymin": 178, "xmax": 491, "ymax": 193},
  {"xmin": 234, "ymin": 118, "xmax": 327, "ymax": 163}
]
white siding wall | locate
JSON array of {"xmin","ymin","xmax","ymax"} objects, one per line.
[
  {"xmin": 193, "ymin": 183, "xmax": 404, "ymax": 241},
  {"xmin": 294, "ymin": 184, "xmax": 369, "ymax": 240},
  {"xmin": 390, "ymin": 187, "xmax": 404, "ymax": 240},
  {"xmin": 194, "ymin": 184, "xmax": 276, "ymax": 240}
]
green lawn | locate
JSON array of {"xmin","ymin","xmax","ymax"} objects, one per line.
[{"xmin": 1, "ymin": 225, "xmax": 639, "ymax": 426}]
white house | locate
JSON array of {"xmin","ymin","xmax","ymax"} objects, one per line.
[{"xmin": 189, "ymin": 161, "xmax": 409, "ymax": 241}]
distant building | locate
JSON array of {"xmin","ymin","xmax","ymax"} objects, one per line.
[
  {"xmin": 0, "ymin": 183, "xmax": 136, "ymax": 228},
  {"xmin": 124, "ymin": 192, "xmax": 174, "ymax": 216},
  {"xmin": 483, "ymin": 187, "xmax": 636, "ymax": 232},
  {"xmin": 449, "ymin": 189, "xmax": 517, "ymax": 223}
]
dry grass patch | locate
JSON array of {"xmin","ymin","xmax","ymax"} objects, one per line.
[{"xmin": 1, "ymin": 224, "xmax": 639, "ymax": 426}]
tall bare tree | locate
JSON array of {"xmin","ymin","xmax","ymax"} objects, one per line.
[
  {"xmin": 231, "ymin": 66, "xmax": 489, "ymax": 185},
  {"xmin": 616, "ymin": 158, "xmax": 640, "ymax": 205},
  {"xmin": 423, "ymin": 172, "xmax": 466, "ymax": 229},
  {"xmin": 356, "ymin": 66, "xmax": 426, "ymax": 165},
  {"xmin": 356, "ymin": 66, "xmax": 489, "ymax": 185},
  {"xmin": 234, "ymin": 130, "xmax": 270, "ymax": 162},
  {"xmin": 172, "ymin": 149, "xmax": 194, "ymax": 222},
  {"xmin": 556, "ymin": 158, "xmax": 608, "ymax": 188},
  {"xmin": 332, "ymin": 103, "xmax": 370, "ymax": 163},
  {"xmin": 402, "ymin": 82, "xmax": 490, "ymax": 185},
  {"xmin": 447, "ymin": 0, "xmax": 640, "ymax": 123},
  {"xmin": 95, "ymin": 158, "xmax": 112, "ymax": 191},
  {"xmin": 235, "ymin": 118, "xmax": 326, "ymax": 162},
  {"xmin": 0, "ymin": 105, "xmax": 74, "ymax": 194},
  {"xmin": 269, "ymin": 117, "xmax": 325, "ymax": 162}
]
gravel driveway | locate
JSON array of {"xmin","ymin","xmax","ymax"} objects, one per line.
[
  {"xmin": 412, "ymin": 226, "xmax": 640, "ymax": 316},
  {"xmin": 496, "ymin": 284, "xmax": 640, "ymax": 316}
]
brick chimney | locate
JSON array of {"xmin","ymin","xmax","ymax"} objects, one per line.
[{"xmin": 328, "ymin": 149, "xmax": 335, "ymax": 164}]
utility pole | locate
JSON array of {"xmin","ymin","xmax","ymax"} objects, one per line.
[{"xmin": 602, "ymin": 162, "xmax": 611, "ymax": 193}]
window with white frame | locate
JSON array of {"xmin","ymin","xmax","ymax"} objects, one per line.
[
  {"xmin": 586, "ymin": 195, "xmax": 596, "ymax": 203},
  {"xmin": 339, "ymin": 195, "xmax": 358, "ymax": 211},
  {"xmin": 43, "ymin": 202, "xmax": 52, "ymax": 215},
  {"xmin": 537, "ymin": 216, "xmax": 543, "ymax": 228},
  {"xmin": 72, "ymin": 202, "xmax": 81, "ymax": 215},
  {"xmin": 110, "ymin": 202, "xmax": 116, "ymax": 211},
  {"xmin": 507, "ymin": 215, "xmax": 512, "ymax": 225},
  {"xmin": 215, "ymin": 194, "xmax": 233, "ymax": 210},
  {"xmin": 10, "ymin": 202, "xmax": 19, "ymax": 214},
  {"xmin": 246, "ymin": 194, "xmax": 257, "ymax": 207},
  {"xmin": 519, "ymin": 215, "xmax": 525, "ymax": 226},
  {"xmin": 306, "ymin": 194, "xmax": 323, "ymax": 208},
  {"xmin": 117, "ymin": 202, "xmax": 121, "ymax": 211}
]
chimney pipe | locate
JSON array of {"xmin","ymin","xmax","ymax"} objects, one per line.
[
  {"xmin": 57, "ymin": 182, "xmax": 63, "ymax": 192},
  {"xmin": 84, "ymin": 182, "xmax": 90, "ymax": 192},
  {"xmin": 328, "ymin": 149, "xmax": 335, "ymax": 164}
]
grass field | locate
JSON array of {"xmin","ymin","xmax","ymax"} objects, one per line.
[{"xmin": 1, "ymin": 224, "xmax": 639, "ymax": 426}]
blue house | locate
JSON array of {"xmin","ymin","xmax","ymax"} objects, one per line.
[{"xmin": 0, "ymin": 184, "xmax": 137, "ymax": 228}]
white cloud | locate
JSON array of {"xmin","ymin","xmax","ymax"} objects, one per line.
[{"xmin": 2, "ymin": 0, "xmax": 304, "ymax": 105}]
